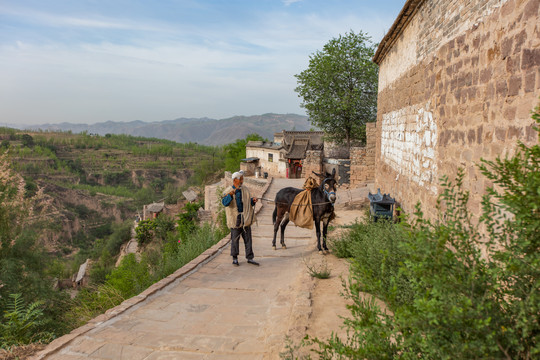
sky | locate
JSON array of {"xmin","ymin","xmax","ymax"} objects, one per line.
[{"xmin": 0, "ymin": 0, "xmax": 405, "ymax": 125}]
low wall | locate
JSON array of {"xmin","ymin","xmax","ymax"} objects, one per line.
[{"xmin": 349, "ymin": 122, "xmax": 376, "ymax": 188}]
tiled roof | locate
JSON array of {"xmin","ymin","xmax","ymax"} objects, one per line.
[
  {"xmin": 286, "ymin": 141, "xmax": 310, "ymax": 159},
  {"xmin": 248, "ymin": 131, "xmax": 324, "ymax": 159},
  {"xmin": 246, "ymin": 141, "xmax": 281, "ymax": 150},
  {"xmin": 182, "ymin": 190, "xmax": 198, "ymax": 202},
  {"xmin": 147, "ymin": 202, "xmax": 164, "ymax": 213}
]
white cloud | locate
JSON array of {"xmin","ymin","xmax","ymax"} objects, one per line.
[
  {"xmin": 282, "ymin": 0, "xmax": 304, "ymax": 5},
  {"xmin": 0, "ymin": 6, "xmax": 165, "ymax": 32}
]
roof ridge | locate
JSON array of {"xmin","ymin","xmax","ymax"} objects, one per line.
[{"xmin": 373, "ymin": 0, "xmax": 425, "ymax": 64}]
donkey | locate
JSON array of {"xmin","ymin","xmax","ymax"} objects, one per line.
[{"xmin": 272, "ymin": 169, "xmax": 337, "ymax": 253}]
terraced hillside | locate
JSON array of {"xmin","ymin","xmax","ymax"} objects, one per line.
[{"xmin": 0, "ymin": 127, "xmax": 225, "ymax": 253}]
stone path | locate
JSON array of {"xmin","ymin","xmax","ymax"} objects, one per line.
[{"xmin": 37, "ymin": 178, "xmax": 326, "ymax": 360}]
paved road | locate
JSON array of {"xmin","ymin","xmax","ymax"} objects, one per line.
[{"xmin": 42, "ymin": 178, "xmax": 322, "ymax": 360}]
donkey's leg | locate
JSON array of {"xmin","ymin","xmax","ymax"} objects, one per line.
[
  {"xmin": 280, "ymin": 213, "xmax": 290, "ymax": 249},
  {"xmin": 273, "ymin": 207, "xmax": 286, "ymax": 249},
  {"xmin": 315, "ymin": 220, "xmax": 323, "ymax": 253},
  {"xmin": 272, "ymin": 212, "xmax": 282, "ymax": 250},
  {"xmin": 322, "ymin": 218, "xmax": 330, "ymax": 251}
]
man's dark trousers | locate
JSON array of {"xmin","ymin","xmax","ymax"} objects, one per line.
[{"xmin": 230, "ymin": 218, "xmax": 254, "ymax": 260}]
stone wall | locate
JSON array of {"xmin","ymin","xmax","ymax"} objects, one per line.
[
  {"xmin": 324, "ymin": 141, "xmax": 350, "ymax": 159},
  {"xmin": 350, "ymin": 122, "xmax": 377, "ymax": 188},
  {"xmin": 375, "ymin": 0, "xmax": 540, "ymax": 215},
  {"xmin": 301, "ymin": 150, "xmax": 323, "ymax": 178},
  {"xmin": 240, "ymin": 161, "xmax": 258, "ymax": 176}
]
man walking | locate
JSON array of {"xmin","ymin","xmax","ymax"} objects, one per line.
[{"xmin": 222, "ymin": 171, "xmax": 260, "ymax": 266}]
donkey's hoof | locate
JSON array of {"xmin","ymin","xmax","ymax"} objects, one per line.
[
  {"xmin": 318, "ymin": 250, "xmax": 323, "ymax": 255},
  {"xmin": 272, "ymin": 246, "xmax": 276, "ymax": 250},
  {"xmin": 282, "ymin": 245, "xmax": 287, "ymax": 249}
]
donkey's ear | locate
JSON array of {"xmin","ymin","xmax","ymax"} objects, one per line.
[
  {"xmin": 312, "ymin": 171, "xmax": 323, "ymax": 178},
  {"xmin": 331, "ymin": 168, "xmax": 336, "ymax": 177}
]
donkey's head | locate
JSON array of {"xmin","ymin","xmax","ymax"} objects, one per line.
[{"xmin": 314, "ymin": 169, "xmax": 337, "ymax": 204}]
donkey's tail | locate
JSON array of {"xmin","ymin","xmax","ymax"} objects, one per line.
[{"xmin": 272, "ymin": 206, "xmax": 277, "ymax": 225}]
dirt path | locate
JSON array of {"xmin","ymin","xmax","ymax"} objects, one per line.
[{"xmin": 303, "ymin": 208, "xmax": 365, "ymax": 353}]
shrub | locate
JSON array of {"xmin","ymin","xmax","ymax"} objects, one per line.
[
  {"xmin": 156, "ymin": 223, "xmax": 226, "ymax": 280},
  {"xmin": 134, "ymin": 219, "xmax": 156, "ymax": 245},
  {"xmin": 329, "ymin": 218, "xmax": 412, "ymax": 307},
  {"xmin": 65, "ymin": 284, "xmax": 125, "ymax": 328},
  {"xmin": 106, "ymin": 254, "xmax": 152, "ymax": 298},
  {"xmin": 0, "ymin": 294, "xmax": 54, "ymax": 348},
  {"xmin": 328, "ymin": 231, "xmax": 355, "ymax": 259},
  {"xmin": 306, "ymin": 105, "xmax": 540, "ymax": 359},
  {"xmin": 23, "ymin": 177, "xmax": 38, "ymax": 198},
  {"xmin": 154, "ymin": 215, "xmax": 175, "ymax": 241}
]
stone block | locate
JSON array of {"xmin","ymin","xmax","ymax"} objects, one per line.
[
  {"xmin": 504, "ymin": 106, "xmax": 517, "ymax": 120},
  {"xmin": 521, "ymin": 48, "xmax": 540, "ymax": 70},
  {"xmin": 496, "ymin": 79, "xmax": 508, "ymax": 97},
  {"xmin": 524, "ymin": 71, "xmax": 536, "ymax": 92},
  {"xmin": 514, "ymin": 29, "xmax": 527, "ymax": 54},
  {"xmin": 508, "ymin": 76, "xmax": 522, "ymax": 96},
  {"xmin": 523, "ymin": 0, "xmax": 540, "ymax": 20},
  {"xmin": 501, "ymin": 0, "xmax": 516, "ymax": 18},
  {"xmin": 507, "ymin": 126, "xmax": 524, "ymax": 140},
  {"xmin": 506, "ymin": 55, "xmax": 520, "ymax": 73}
]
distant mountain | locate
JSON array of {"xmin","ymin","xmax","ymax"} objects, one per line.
[{"xmin": 20, "ymin": 113, "xmax": 312, "ymax": 145}]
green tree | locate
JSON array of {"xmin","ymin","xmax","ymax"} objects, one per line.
[
  {"xmin": 21, "ymin": 134, "xmax": 34, "ymax": 148},
  {"xmin": 224, "ymin": 133, "xmax": 264, "ymax": 172},
  {"xmin": 177, "ymin": 201, "xmax": 202, "ymax": 242},
  {"xmin": 295, "ymin": 30, "xmax": 378, "ymax": 148}
]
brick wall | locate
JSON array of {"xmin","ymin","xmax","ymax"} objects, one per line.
[
  {"xmin": 350, "ymin": 122, "xmax": 377, "ymax": 187},
  {"xmin": 375, "ymin": 0, "xmax": 540, "ymax": 216}
]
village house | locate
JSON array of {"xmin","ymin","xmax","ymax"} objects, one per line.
[
  {"xmin": 143, "ymin": 202, "xmax": 164, "ymax": 220},
  {"xmin": 372, "ymin": 0, "xmax": 540, "ymax": 216},
  {"xmin": 245, "ymin": 130, "xmax": 324, "ymax": 178}
]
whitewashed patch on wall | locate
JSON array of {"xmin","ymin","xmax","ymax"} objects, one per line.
[{"xmin": 381, "ymin": 102, "xmax": 438, "ymax": 194}]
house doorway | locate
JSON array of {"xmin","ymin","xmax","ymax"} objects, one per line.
[{"xmin": 288, "ymin": 159, "xmax": 303, "ymax": 179}]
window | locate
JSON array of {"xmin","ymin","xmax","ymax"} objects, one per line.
[{"xmin": 268, "ymin": 153, "xmax": 273, "ymax": 162}]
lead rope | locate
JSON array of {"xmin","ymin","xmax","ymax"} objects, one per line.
[{"xmin": 254, "ymin": 197, "xmax": 335, "ymax": 206}]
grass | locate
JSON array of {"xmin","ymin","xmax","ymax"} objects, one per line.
[{"xmin": 303, "ymin": 255, "xmax": 331, "ymax": 279}]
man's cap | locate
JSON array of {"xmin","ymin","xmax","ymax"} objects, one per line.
[{"xmin": 232, "ymin": 171, "xmax": 243, "ymax": 180}]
